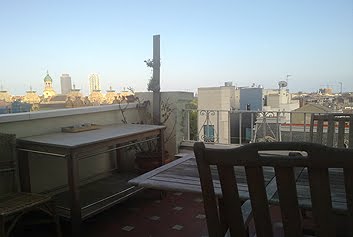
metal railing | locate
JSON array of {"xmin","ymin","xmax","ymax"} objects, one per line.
[{"xmin": 182, "ymin": 109, "xmax": 347, "ymax": 145}]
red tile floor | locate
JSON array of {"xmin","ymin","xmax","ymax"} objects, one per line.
[
  {"xmin": 12, "ymin": 190, "xmax": 323, "ymax": 237},
  {"xmin": 13, "ymin": 190, "xmax": 208, "ymax": 237}
]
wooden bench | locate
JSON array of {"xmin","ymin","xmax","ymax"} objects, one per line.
[{"xmin": 194, "ymin": 141, "xmax": 353, "ymax": 237}]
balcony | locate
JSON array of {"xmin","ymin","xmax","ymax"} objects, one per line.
[
  {"xmin": 1, "ymin": 94, "xmax": 351, "ymax": 237},
  {"xmin": 183, "ymin": 109, "xmax": 350, "ymax": 145}
]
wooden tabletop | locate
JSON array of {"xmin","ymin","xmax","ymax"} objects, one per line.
[
  {"xmin": 16, "ymin": 124, "xmax": 165, "ymax": 149},
  {"xmin": 129, "ymin": 154, "xmax": 348, "ymax": 212},
  {"xmin": 129, "ymin": 154, "xmax": 276, "ymax": 200}
]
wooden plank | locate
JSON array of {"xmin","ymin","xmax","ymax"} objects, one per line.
[
  {"xmin": 308, "ymin": 167, "xmax": 335, "ymax": 237},
  {"xmin": 316, "ymin": 116, "xmax": 324, "ymax": 144},
  {"xmin": 149, "ymin": 175, "xmax": 251, "ymax": 191},
  {"xmin": 128, "ymin": 154, "xmax": 194, "ymax": 185},
  {"xmin": 326, "ymin": 114, "xmax": 335, "ymax": 147},
  {"xmin": 218, "ymin": 165, "xmax": 246, "ymax": 237},
  {"xmin": 194, "ymin": 142, "xmax": 222, "ymax": 237},
  {"xmin": 245, "ymin": 166, "xmax": 273, "ymax": 237},
  {"xmin": 309, "ymin": 113, "xmax": 315, "ymax": 142},
  {"xmin": 275, "ymin": 167, "xmax": 302, "ymax": 237},
  {"xmin": 344, "ymin": 168, "xmax": 353, "ymax": 237}
]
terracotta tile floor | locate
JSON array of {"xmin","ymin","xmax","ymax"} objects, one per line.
[
  {"xmin": 13, "ymin": 190, "xmax": 209, "ymax": 237},
  {"xmin": 12, "ymin": 190, "xmax": 321, "ymax": 237}
]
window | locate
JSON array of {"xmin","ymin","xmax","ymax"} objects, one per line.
[{"xmin": 203, "ymin": 125, "xmax": 215, "ymax": 142}]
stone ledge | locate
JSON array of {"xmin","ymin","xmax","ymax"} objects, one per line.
[{"xmin": 0, "ymin": 103, "xmax": 140, "ymax": 124}]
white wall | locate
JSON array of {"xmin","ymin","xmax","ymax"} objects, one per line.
[
  {"xmin": 197, "ymin": 86, "xmax": 234, "ymax": 144},
  {"xmin": 0, "ymin": 104, "xmax": 144, "ymax": 193},
  {"xmin": 136, "ymin": 91, "xmax": 194, "ymax": 156}
]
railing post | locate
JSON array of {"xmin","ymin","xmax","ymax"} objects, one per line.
[
  {"xmin": 262, "ymin": 113, "xmax": 267, "ymax": 139},
  {"xmin": 186, "ymin": 110, "xmax": 190, "ymax": 141},
  {"xmin": 250, "ymin": 112, "xmax": 254, "ymax": 142},
  {"xmin": 276, "ymin": 112, "xmax": 280, "ymax": 141},
  {"xmin": 216, "ymin": 111, "xmax": 219, "ymax": 143},
  {"xmin": 227, "ymin": 111, "xmax": 230, "ymax": 144},
  {"xmin": 239, "ymin": 112, "xmax": 242, "ymax": 145},
  {"xmin": 289, "ymin": 112, "xmax": 293, "ymax": 142},
  {"xmin": 303, "ymin": 112, "xmax": 307, "ymax": 141}
]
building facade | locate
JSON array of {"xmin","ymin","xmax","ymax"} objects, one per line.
[
  {"xmin": 198, "ymin": 82, "xmax": 300, "ymax": 144},
  {"xmin": 60, "ymin": 74, "xmax": 72, "ymax": 94},
  {"xmin": 89, "ymin": 74, "xmax": 100, "ymax": 94},
  {"xmin": 43, "ymin": 71, "xmax": 56, "ymax": 99}
]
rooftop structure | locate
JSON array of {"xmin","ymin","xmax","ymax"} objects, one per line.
[
  {"xmin": 89, "ymin": 74, "xmax": 100, "ymax": 94},
  {"xmin": 60, "ymin": 74, "xmax": 72, "ymax": 95},
  {"xmin": 43, "ymin": 71, "xmax": 56, "ymax": 99}
]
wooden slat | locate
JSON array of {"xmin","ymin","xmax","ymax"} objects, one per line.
[
  {"xmin": 194, "ymin": 143, "xmax": 222, "ymax": 237},
  {"xmin": 326, "ymin": 114, "xmax": 335, "ymax": 147},
  {"xmin": 218, "ymin": 165, "xmax": 246, "ymax": 237},
  {"xmin": 309, "ymin": 114, "xmax": 315, "ymax": 142},
  {"xmin": 308, "ymin": 167, "xmax": 335, "ymax": 237},
  {"xmin": 275, "ymin": 167, "xmax": 303, "ymax": 237},
  {"xmin": 316, "ymin": 116, "xmax": 324, "ymax": 144},
  {"xmin": 338, "ymin": 120, "xmax": 345, "ymax": 148},
  {"xmin": 344, "ymin": 168, "xmax": 353, "ymax": 237},
  {"xmin": 245, "ymin": 166, "xmax": 273, "ymax": 237}
]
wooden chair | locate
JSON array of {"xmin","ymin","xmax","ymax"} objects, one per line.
[
  {"xmin": 194, "ymin": 141, "xmax": 353, "ymax": 237},
  {"xmin": 309, "ymin": 113, "xmax": 353, "ymax": 148},
  {"xmin": 0, "ymin": 133, "xmax": 61, "ymax": 237}
]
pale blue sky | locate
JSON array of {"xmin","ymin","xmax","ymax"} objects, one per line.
[{"xmin": 0, "ymin": 0, "xmax": 352, "ymax": 95}]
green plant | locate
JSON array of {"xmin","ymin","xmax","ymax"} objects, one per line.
[
  {"xmin": 117, "ymin": 88, "xmax": 175, "ymax": 154},
  {"xmin": 144, "ymin": 59, "xmax": 160, "ymax": 92}
]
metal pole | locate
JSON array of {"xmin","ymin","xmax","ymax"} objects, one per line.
[
  {"xmin": 153, "ymin": 35, "xmax": 161, "ymax": 125},
  {"xmin": 239, "ymin": 112, "xmax": 242, "ymax": 145}
]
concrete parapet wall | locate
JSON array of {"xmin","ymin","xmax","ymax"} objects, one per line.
[{"xmin": 0, "ymin": 104, "xmax": 143, "ymax": 193}]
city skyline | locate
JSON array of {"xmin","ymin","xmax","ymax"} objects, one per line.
[{"xmin": 0, "ymin": 0, "xmax": 352, "ymax": 95}]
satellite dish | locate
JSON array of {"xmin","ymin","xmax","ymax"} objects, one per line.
[{"xmin": 278, "ymin": 81, "xmax": 288, "ymax": 88}]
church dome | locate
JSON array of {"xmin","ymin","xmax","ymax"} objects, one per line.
[{"xmin": 44, "ymin": 71, "xmax": 53, "ymax": 82}]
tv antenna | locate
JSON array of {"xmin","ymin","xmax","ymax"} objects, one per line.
[{"xmin": 286, "ymin": 74, "xmax": 291, "ymax": 84}]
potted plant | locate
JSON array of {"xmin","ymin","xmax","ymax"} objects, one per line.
[
  {"xmin": 134, "ymin": 98, "xmax": 175, "ymax": 173},
  {"xmin": 118, "ymin": 89, "xmax": 176, "ymax": 173}
]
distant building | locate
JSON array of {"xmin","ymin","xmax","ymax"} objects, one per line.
[
  {"xmin": 105, "ymin": 86, "xmax": 118, "ymax": 104},
  {"xmin": 198, "ymin": 82, "xmax": 236, "ymax": 143},
  {"xmin": 23, "ymin": 87, "xmax": 40, "ymax": 104},
  {"xmin": 291, "ymin": 103, "xmax": 333, "ymax": 125},
  {"xmin": 67, "ymin": 84, "xmax": 83, "ymax": 101},
  {"xmin": 88, "ymin": 89, "xmax": 104, "ymax": 105},
  {"xmin": 0, "ymin": 100, "xmax": 10, "ymax": 114},
  {"xmin": 43, "ymin": 71, "xmax": 56, "ymax": 99},
  {"xmin": 198, "ymin": 82, "xmax": 300, "ymax": 144},
  {"xmin": 319, "ymin": 88, "xmax": 333, "ymax": 95},
  {"xmin": 239, "ymin": 87, "xmax": 263, "ymax": 111},
  {"xmin": 23, "ymin": 87, "xmax": 40, "ymax": 111},
  {"xmin": 11, "ymin": 100, "xmax": 31, "ymax": 113},
  {"xmin": 0, "ymin": 89, "xmax": 12, "ymax": 103},
  {"xmin": 89, "ymin": 74, "xmax": 100, "ymax": 94},
  {"xmin": 60, "ymin": 74, "xmax": 72, "ymax": 94}
]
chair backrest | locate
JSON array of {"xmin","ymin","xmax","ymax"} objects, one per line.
[
  {"xmin": 0, "ymin": 133, "xmax": 18, "ymax": 194},
  {"xmin": 194, "ymin": 141, "xmax": 353, "ymax": 237},
  {"xmin": 309, "ymin": 113, "xmax": 353, "ymax": 148}
]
